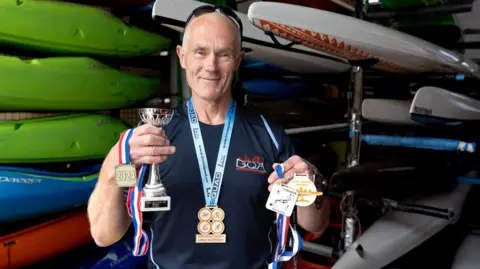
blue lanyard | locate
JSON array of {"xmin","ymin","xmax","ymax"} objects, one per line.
[{"xmin": 187, "ymin": 98, "xmax": 236, "ymax": 207}]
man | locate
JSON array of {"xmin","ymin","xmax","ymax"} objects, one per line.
[{"xmin": 87, "ymin": 5, "xmax": 329, "ymax": 269}]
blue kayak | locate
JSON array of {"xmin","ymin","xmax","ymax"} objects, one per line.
[
  {"xmin": 0, "ymin": 164, "xmax": 99, "ymax": 223},
  {"xmin": 240, "ymin": 78, "xmax": 315, "ymax": 98},
  {"xmin": 240, "ymin": 57, "xmax": 290, "ymax": 74}
]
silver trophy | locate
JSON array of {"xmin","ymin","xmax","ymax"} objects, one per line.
[{"xmin": 138, "ymin": 108, "xmax": 174, "ymax": 212}]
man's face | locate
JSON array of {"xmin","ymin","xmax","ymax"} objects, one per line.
[{"xmin": 176, "ymin": 13, "xmax": 243, "ymax": 102}]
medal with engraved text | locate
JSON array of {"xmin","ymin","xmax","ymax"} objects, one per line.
[
  {"xmin": 187, "ymin": 98, "xmax": 237, "ymax": 244},
  {"xmin": 115, "ymin": 163, "xmax": 137, "ymax": 187},
  {"xmin": 287, "ymin": 173, "xmax": 323, "ymax": 207},
  {"xmin": 196, "ymin": 207, "xmax": 226, "ymax": 243}
]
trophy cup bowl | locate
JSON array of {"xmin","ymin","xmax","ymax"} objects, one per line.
[{"xmin": 138, "ymin": 108, "xmax": 174, "ymax": 212}]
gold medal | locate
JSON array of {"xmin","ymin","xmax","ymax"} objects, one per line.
[
  {"xmin": 114, "ymin": 163, "xmax": 137, "ymax": 187},
  {"xmin": 196, "ymin": 207, "xmax": 226, "ymax": 243},
  {"xmin": 287, "ymin": 173, "xmax": 323, "ymax": 207}
]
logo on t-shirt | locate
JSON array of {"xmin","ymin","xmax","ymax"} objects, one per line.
[{"xmin": 236, "ymin": 154, "xmax": 267, "ymax": 174}]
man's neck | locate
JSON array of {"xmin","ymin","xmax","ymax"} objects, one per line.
[{"xmin": 191, "ymin": 93, "xmax": 232, "ymax": 125}]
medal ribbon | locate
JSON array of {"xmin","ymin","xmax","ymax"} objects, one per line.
[
  {"xmin": 119, "ymin": 128, "xmax": 149, "ymax": 256},
  {"xmin": 269, "ymin": 165, "xmax": 303, "ymax": 269},
  {"xmin": 187, "ymin": 98, "xmax": 236, "ymax": 207}
]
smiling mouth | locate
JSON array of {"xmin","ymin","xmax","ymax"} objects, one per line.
[{"xmin": 202, "ymin": 78, "xmax": 220, "ymax": 81}]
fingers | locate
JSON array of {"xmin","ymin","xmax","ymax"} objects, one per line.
[
  {"xmin": 129, "ymin": 132, "xmax": 170, "ymax": 148},
  {"xmin": 132, "ymin": 124, "xmax": 167, "ymax": 137},
  {"xmin": 126, "ymin": 124, "xmax": 175, "ymax": 165},
  {"xmin": 267, "ymin": 156, "xmax": 311, "ymax": 190},
  {"xmin": 130, "ymin": 145, "xmax": 176, "ymax": 158},
  {"xmin": 134, "ymin": 155, "xmax": 168, "ymax": 165}
]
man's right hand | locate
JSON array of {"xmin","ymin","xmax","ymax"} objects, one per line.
[{"xmin": 128, "ymin": 124, "xmax": 176, "ymax": 165}]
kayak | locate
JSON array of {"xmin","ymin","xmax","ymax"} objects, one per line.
[
  {"xmin": 264, "ymin": 0, "xmax": 353, "ymax": 14},
  {"xmin": 0, "ymin": 56, "xmax": 160, "ymax": 111},
  {"xmin": 24, "ymin": 231, "xmax": 149, "ymax": 269},
  {"xmin": 0, "ymin": 164, "xmax": 99, "ymax": 223},
  {"xmin": 240, "ymin": 78, "xmax": 316, "ymax": 98},
  {"xmin": 0, "ymin": 209, "xmax": 93, "ymax": 269},
  {"xmin": 0, "ymin": 0, "xmax": 170, "ymax": 57},
  {"xmin": 451, "ymin": 232, "xmax": 480, "ymax": 269},
  {"xmin": 331, "ymin": 182, "xmax": 472, "ymax": 269},
  {"xmin": 0, "ymin": 113, "xmax": 129, "ymax": 164}
]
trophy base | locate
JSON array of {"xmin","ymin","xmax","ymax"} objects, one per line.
[
  {"xmin": 141, "ymin": 196, "xmax": 171, "ymax": 212},
  {"xmin": 143, "ymin": 184, "xmax": 166, "ymax": 197}
]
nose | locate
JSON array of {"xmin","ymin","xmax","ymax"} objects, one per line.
[{"xmin": 204, "ymin": 53, "xmax": 218, "ymax": 72}]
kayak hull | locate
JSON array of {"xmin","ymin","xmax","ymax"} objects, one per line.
[
  {"xmin": 0, "ymin": 0, "xmax": 170, "ymax": 57},
  {"xmin": 0, "ymin": 113, "xmax": 129, "ymax": 164},
  {"xmin": 0, "ymin": 56, "xmax": 159, "ymax": 111},
  {"xmin": 0, "ymin": 166, "xmax": 99, "ymax": 222},
  {"xmin": 0, "ymin": 209, "xmax": 93, "ymax": 269},
  {"xmin": 451, "ymin": 233, "xmax": 480, "ymax": 269},
  {"xmin": 331, "ymin": 183, "xmax": 472, "ymax": 269}
]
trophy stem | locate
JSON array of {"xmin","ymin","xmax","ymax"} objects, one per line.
[{"xmin": 144, "ymin": 163, "xmax": 166, "ymax": 198}]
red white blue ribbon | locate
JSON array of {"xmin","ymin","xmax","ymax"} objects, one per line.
[
  {"xmin": 269, "ymin": 164, "xmax": 303, "ymax": 269},
  {"xmin": 119, "ymin": 128, "xmax": 149, "ymax": 256}
]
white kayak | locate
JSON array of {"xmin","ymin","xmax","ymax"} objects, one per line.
[
  {"xmin": 362, "ymin": 99, "xmax": 421, "ymax": 126},
  {"xmin": 331, "ymin": 182, "xmax": 473, "ymax": 269},
  {"xmin": 247, "ymin": 2, "xmax": 480, "ymax": 78},
  {"xmin": 151, "ymin": 0, "xmax": 350, "ymax": 74},
  {"xmin": 410, "ymin": 86, "xmax": 480, "ymax": 125},
  {"xmin": 451, "ymin": 232, "xmax": 480, "ymax": 269}
]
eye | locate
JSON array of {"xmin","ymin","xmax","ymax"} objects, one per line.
[{"xmin": 195, "ymin": 50, "xmax": 205, "ymax": 56}]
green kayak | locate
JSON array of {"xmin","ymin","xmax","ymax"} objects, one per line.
[
  {"xmin": 0, "ymin": 0, "xmax": 170, "ymax": 57},
  {"xmin": 0, "ymin": 56, "xmax": 159, "ymax": 111},
  {"xmin": 379, "ymin": 0, "xmax": 449, "ymax": 9},
  {"xmin": 0, "ymin": 113, "xmax": 130, "ymax": 164}
]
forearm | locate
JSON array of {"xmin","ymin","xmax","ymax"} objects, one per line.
[
  {"xmin": 87, "ymin": 143, "xmax": 132, "ymax": 247},
  {"xmin": 296, "ymin": 196, "xmax": 330, "ymax": 234}
]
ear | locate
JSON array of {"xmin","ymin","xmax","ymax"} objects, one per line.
[
  {"xmin": 234, "ymin": 50, "xmax": 245, "ymax": 71},
  {"xmin": 176, "ymin": 45, "xmax": 187, "ymax": 69}
]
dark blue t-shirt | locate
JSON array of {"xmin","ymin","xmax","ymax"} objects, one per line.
[{"xmin": 141, "ymin": 103, "xmax": 295, "ymax": 269}]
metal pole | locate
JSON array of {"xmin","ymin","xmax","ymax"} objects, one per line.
[
  {"xmin": 285, "ymin": 123, "xmax": 349, "ymax": 135},
  {"xmin": 340, "ymin": 0, "xmax": 365, "ymax": 254},
  {"xmin": 347, "ymin": 66, "xmax": 363, "ymax": 168}
]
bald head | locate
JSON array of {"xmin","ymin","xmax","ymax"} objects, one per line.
[{"xmin": 182, "ymin": 11, "xmax": 242, "ymax": 55}]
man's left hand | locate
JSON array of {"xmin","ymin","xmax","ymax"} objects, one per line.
[{"xmin": 267, "ymin": 155, "xmax": 313, "ymax": 192}]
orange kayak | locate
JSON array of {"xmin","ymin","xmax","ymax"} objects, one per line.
[{"xmin": 0, "ymin": 208, "xmax": 93, "ymax": 269}]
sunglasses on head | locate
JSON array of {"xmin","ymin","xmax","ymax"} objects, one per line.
[{"xmin": 184, "ymin": 5, "xmax": 244, "ymax": 44}]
